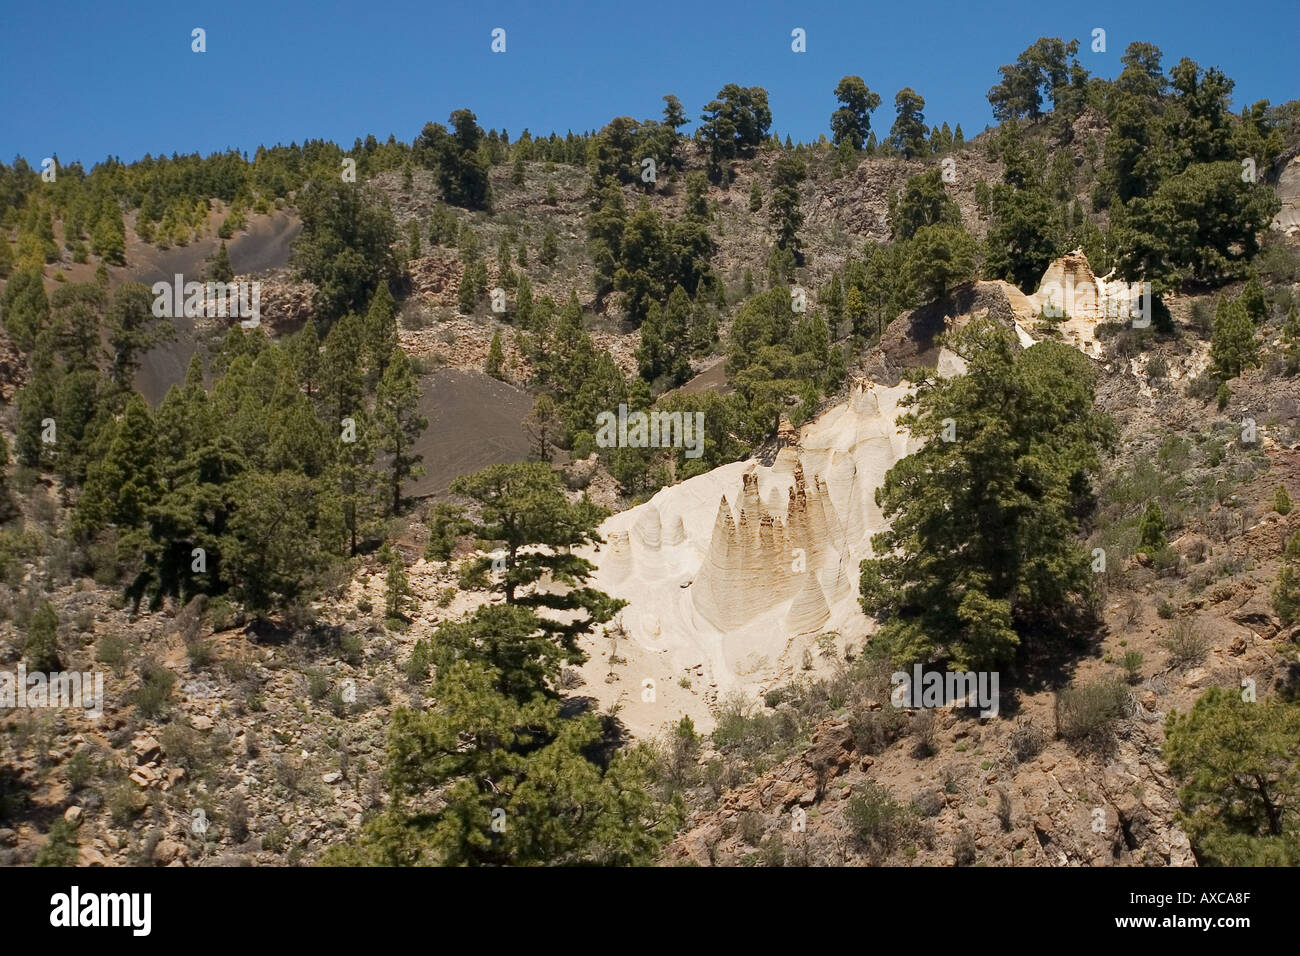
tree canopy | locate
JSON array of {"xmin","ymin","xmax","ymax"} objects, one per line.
[{"xmin": 860, "ymin": 318, "xmax": 1115, "ymax": 669}]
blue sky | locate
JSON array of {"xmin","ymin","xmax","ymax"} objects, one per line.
[{"xmin": 2, "ymin": 0, "xmax": 1297, "ymax": 167}]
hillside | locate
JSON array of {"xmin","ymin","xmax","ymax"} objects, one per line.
[{"xmin": 2, "ymin": 34, "xmax": 1300, "ymax": 872}]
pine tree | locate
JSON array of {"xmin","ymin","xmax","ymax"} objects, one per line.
[
  {"xmin": 363, "ymin": 282, "xmax": 399, "ymax": 388},
  {"xmin": 375, "ymin": 349, "xmax": 427, "ymax": 515},
  {"xmin": 16, "ymin": 340, "xmax": 58, "ymax": 468},
  {"xmin": 205, "ymin": 241, "xmax": 234, "ymax": 282},
  {"xmin": 54, "ymin": 368, "xmax": 103, "ymax": 485},
  {"xmin": 1281, "ymin": 304, "xmax": 1300, "ymax": 375},
  {"xmin": 458, "ymin": 263, "xmax": 479, "ymax": 314},
  {"xmin": 33, "ymin": 818, "xmax": 79, "ymax": 867},
  {"xmin": 749, "ymin": 178, "xmax": 763, "ymax": 212},
  {"xmin": 224, "ymin": 470, "xmax": 342, "ymax": 618},
  {"xmin": 1240, "ymin": 274, "xmax": 1267, "ymax": 322},
  {"xmin": 1139, "ymin": 501, "xmax": 1167, "ymax": 551},
  {"xmin": 1274, "ymin": 531, "xmax": 1300, "ymax": 626},
  {"xmin": 90, "ymin": 209, "xmax": 126, "ymax": 265},
  {"xmin": 334, "ymin": 409, "xmax": 381, "ymax": 557},
  {"xmin": 382, "ymin": 544, "xmax": 412, "ymax": 624},
  {"xmin": 1209, "ymin": 295, "xmax": 1259, "ymax": 380},
  {"xmin": 414, "ymin": 110, "xmax": 492, "ymax": 210},
  {"xmin": 889, "ymin": 168, "xmax": 962, "ymax": 242},
  {"xmin": 522, "ymin": 393, "xmax": 562, "ymax": 462},
  {"xmin": 937, "ymin": 121, "xmax": 954, "ymax": 153},
  {"xmin": 1165, "ymin": 687, "xmax": 1300, "ymax": 865},
  {"xmin": 889, "ymin": 88, "xmax": 929, "ymax": 159},
  {"xmin": 289, "ymin": 319, "xmax": 321, "ymax": 396},
  {"xmin": 322, "ymin": 313, "xmax": 366, "ymax": 425},
  {"xmin": 448, "ymin": 462, "xmax": 623, "ymax": 635},
  {"xmin": 540, "ymin": 225, "xmax": 559, "ymax": 265},
  {"xmin": 50, "ymin": 282, "xmax": 106, "ymax": 372},
  {"xmin": 292, "ymin": 177, "xmax": 399, "ymax": 322},
  {"xmin": 24, "ymin": 600, "xmax": 61, "ymax": 671},
  {"xmin": 0, "ymin": 266, "xmax": 50, "ymax": 351},
  {"xmin": 428, "ymin": 204, "xmax": 457, "ymax": 246},
  {"xmin": 322, "ymin": 657, "xmax": 675, "ymax": 866},
  {"xmin": 0, "ymin": 432, "xmax": 9, "ymax": 514},
  {"xmin": 769, "ymin": 156, "xmax": 807, "ymax": 262},
  {"xmin": 484, "ymin": 332, "xmax": 506, "ymax": 380},
  {"xmin": 830, "ymin": 76, "xmax": 882, "ymax": 149},
  {"xmin": 496, "ymin": 238, "xmax": 516, "ymax": 291},
  {"xmin": 859, "ymin": 318, "xmax": 1114, "ymax": 668},
  {"xmin": 903, "ymin": 224, "xmax": 977, "ymax": 302},
  {"xmin": 424, "ymin": 503, "xmax": 469, "ymax": 561},
  {"xmin": 826, "ymin": 274, "xmax": 845, "ymax": 328},
  {"xmin": 845, "ymin": 286, "xmax": 866, "ymax": 339},
  {"xmin": 406, "ymin": 220, "xmax": 421, "ymax": 262},
  {"xmin": 107, "ymin": 282, "xmax": 170, "ymax": 396},
  {"xmin": 515, "ymin": 274, "xmax": 534, "ymax": 328}
]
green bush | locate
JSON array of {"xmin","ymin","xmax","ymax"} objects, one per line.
[
  {"xmin": 405, "ymin": 638, "xmax": 433, "ymax": 683},
  {"xmin": 1185, "ymin": 371, "xmax": 1218, "ymax": 401},
  {"xmin": 1274, "ymin": 532, "xmax": 1300, "ymax": 626},
  {"xmin": 95, "ymin": 632, "xmax": 130, "ymax": 670},
  {"xmin": 206, "ymin": 596, "xmax": 237, "ymax": 631},
  {"xmin": 848, "ymin": 705, "xmax": 905, "ymax": 756},
  {"xmin": 1275, "ymin": 486, "xmax": 1292, "ymax": 516},
  {"xmin": 160, "ymin": 723, "xmax": 209, "ymax": 773},
  {"xmin": 64, "ymin": 748, "xmax": 97, "ymax": 791},
  {"xmin": 0, "ymin": 527, "xmax": 42, "ymax": 587},
  {"xmin": 952, "ymin": 827, "xmax": 978, "ymax": 866},
  {"xmin": 1055, "ymin": 677, "xmax": 1131, "ymax": 744},
  {"xmin": 910, "ymin": 788, "xmax": 945, "ymax": 818},
  {"xmin": 186, "ymin": 639, "xmax": 217, "ymax": 668},
  {"xmin": 34, "ymin": 818, "xmax": 79, "ymax": 866},
  {"xmin": 339, "ymin": 633, "xmax": 364, "ymax": 665},
  {"xmin": 23, "ymin": 600, "xmax": 61, "ymax": 671},
  {"xmin": 131, "ymin": 660, "xmax": 177, "ymax": 719},
  {"xmin": 106, "ymin": 778, "xmax": 146, "ymax": 826},
  {"xmin": 1120, "ymin": 650, "xmax": 1145, "ymax": 683},
  {"xmin": 1139, "ymin": 502, "xmax": 1167, "ymax": 551},
  {"xmin": 1009, "ymin": 722, "xmax": 1045, "ymax": 763},
  {"xmin": 845, "ymin": 781, "xmax": 915, "ymax": 861},
  {"xmin": 1160, "ymin": 618, "xmax": 1210, "ymax": 669}
]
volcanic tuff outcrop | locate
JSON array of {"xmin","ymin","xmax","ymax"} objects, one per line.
[
  {"xmin": 581, "ymin": 252, "xmax": 1123, "ymax": 712},
  {"xmin": 583, "ymin": 376, "xmax": 919, "ymax": 700}
]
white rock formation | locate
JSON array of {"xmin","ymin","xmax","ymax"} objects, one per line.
[
  {"xmin": 580, "ymin": 378, "xmax": 918, "ymax": 700},
  {"xmin": 577, "ymin": 252, "xmax": 1111, "ymax": 730}
]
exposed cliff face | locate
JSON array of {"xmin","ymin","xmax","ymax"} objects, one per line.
[
  {"xmin": 1273, "ymin": 152, "xmax": 1300, "ymax": 235},
  {"xmin": 577, "ymin": 377, "xmax": 918, "ymax": 734},
  {"xmin": 578, "ymin": 253, "xmax": 1134, "ymax": 736},
  {"xmin": 691, "ymin": 461, "xmax": 847, "ymax": 634}
]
